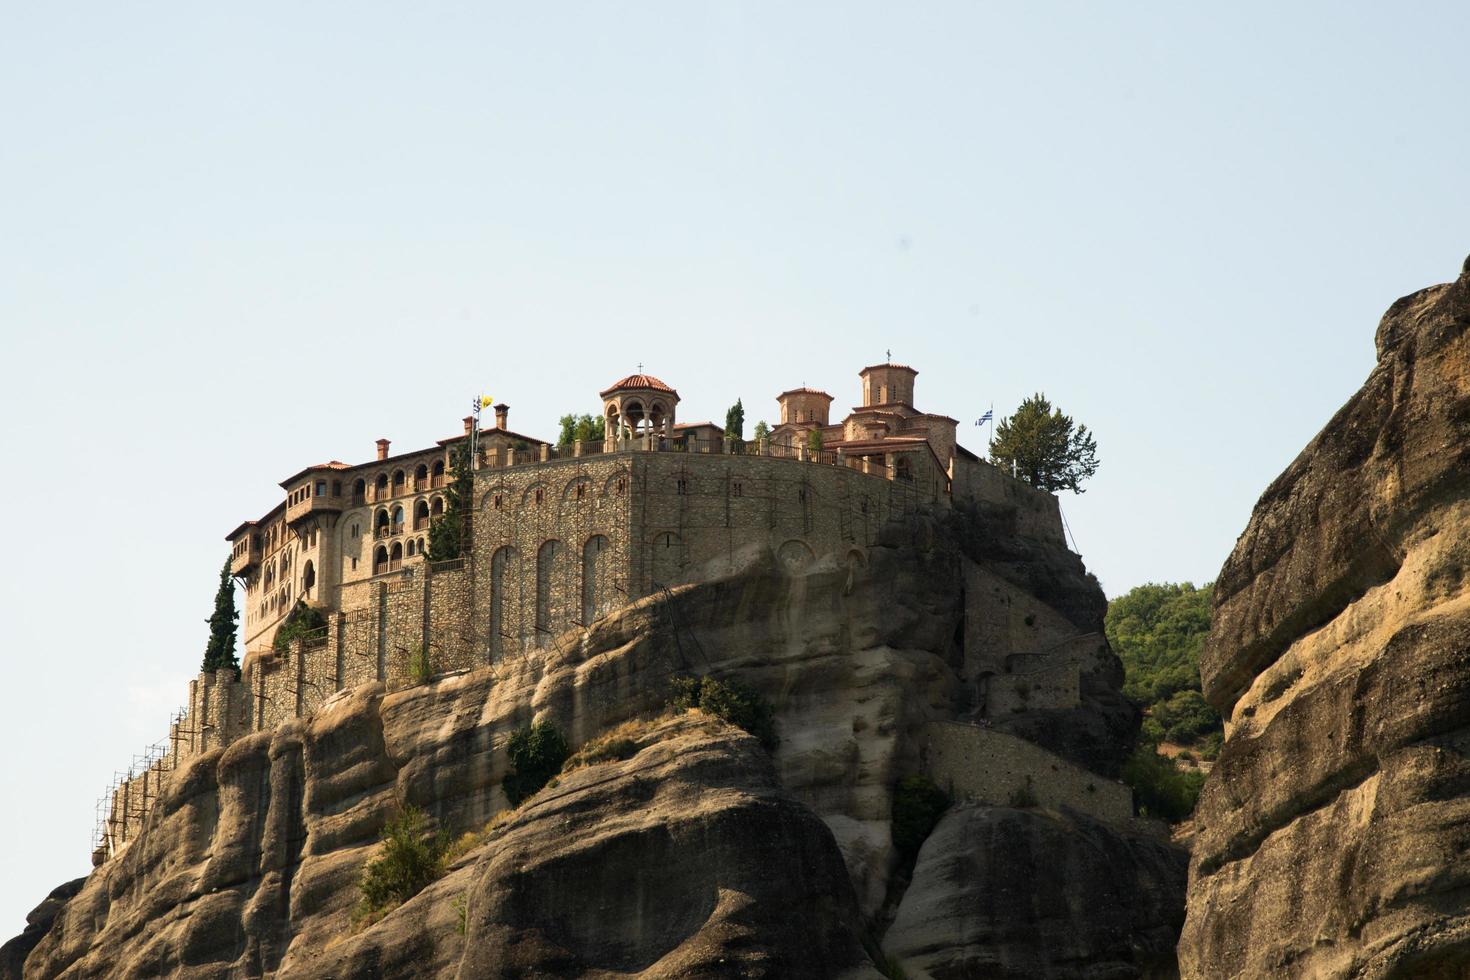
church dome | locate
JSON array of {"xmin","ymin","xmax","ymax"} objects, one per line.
[{"xmin": 600, "ymin": 373, "xmax": 678, "ymax": 398}]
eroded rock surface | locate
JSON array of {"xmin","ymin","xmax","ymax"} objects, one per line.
[
  {"xmin": 8, "ymin": 499, "xmax": 1179, "ymax": 978},
  {"xmin": 887, "ymin": 805, "xmax": 1186, "ymax": 980},
  {"xmin": 1181, "ymin": 258, "xmax": 1470, "ymax": 978}
]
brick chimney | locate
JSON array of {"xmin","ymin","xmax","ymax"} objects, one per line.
[
  {"xmin": 494, "ymin": 404, "xmax": 509, "ymax": 429},
  {"xmin": 376, "ymin": 438, "xmax": 390, "ymax": 460},
  {"xmin": 462, "ymin": 416, "xmax": 474, "ymax": 435}
]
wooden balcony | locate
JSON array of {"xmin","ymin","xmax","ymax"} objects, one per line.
[
  {"xmin": 230, "ymin": 540, "xmax": 262, "ymax": 576},
  {"xmin": 286, "ymin": 489, "xmax": 346, "ymax": 525}
]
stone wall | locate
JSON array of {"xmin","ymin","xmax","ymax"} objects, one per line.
[
  {"xmin": 923, "ymin": 721, "xmax": 1132, "ymax": 824},
  {"xmin": 986, "ymin": 661, "xmax": 1081, "ymax": 717},
  {"xmin": 951, "ymin": 454, "xmax": 1065, "ymax": 546}
]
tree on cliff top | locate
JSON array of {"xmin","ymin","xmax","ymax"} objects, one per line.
[
  {"xmin": 201, "ymin": 559, "xmax": 239, "ymax": 675},
  {"xmin": 427, "ymin": 442, "xmax": 471, "ymax": 562},
  {"xmin": 724, "ymin": 399, "xmax": 745, "ymax": 442},
  {"xmin": 556, "ymin": 413, "xmax": 605, "ymax": 449},
  {"xmin": 988, "ymin": 393, "xmax": 1099, "ymax": 493}
]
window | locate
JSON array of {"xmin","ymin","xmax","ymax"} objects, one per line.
[
  {"xmin": 535, "ymin": 488, "xmax": 544, "ymax": 505},
  {"xmin": 733, "ymin": 481, "xmax": 743, "ymax": 497},
  {"xmin": 316, "ymin": 481, "xmax": 326, "ymax": 497},
  {"xmin": 493, "ymin": 494, "xmax": 504, "ymax": 510},
  {"xmin": 302, "ymin": 560, "xmax": 316, "ymax": 591},
  {"xmin": 392, "ymin": 470, "xmax": 406, "ymax": 492},
  {"xmin": 677, "ymin": 478, "xmax": 687, "ymax": 495},
  {"xmin": 332, "ymin": 480, "xmax": 342, "ymax": 496},
  {"xmin": 616, "ymin": 478, "xmax": 626, "ymax": 494},
  {"xmin": 576, "ymin": 483, "xmax": 586, "ymax": 500}
]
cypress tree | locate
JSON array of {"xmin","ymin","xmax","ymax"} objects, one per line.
[
  {"xmin": 202, "ymin": 559, "xmax": 240, "ymax": 676},
  {"xmin": 724, "ymin": 399, "xmax": 745, "ymax": 441},
  {"xmin": 427, "ymin": 442, "xmax": 472, "ymax": 562}
]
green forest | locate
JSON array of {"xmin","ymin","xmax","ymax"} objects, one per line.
[{"xmin": 1105, "ymin": 581, "xmax": 1220, "ymax": 820}]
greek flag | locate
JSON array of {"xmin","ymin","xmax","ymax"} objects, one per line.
[{"xmin": 975, "ymin": 410, "xmax": 993, "ymax": 425}]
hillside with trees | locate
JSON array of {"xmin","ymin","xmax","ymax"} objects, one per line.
[{"xmin": 1107, "ymin": 582, "xmax": 1219, "ymax": 820}]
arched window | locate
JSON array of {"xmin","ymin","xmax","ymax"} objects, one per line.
[
  {"xmin": 375, "ymin": 509, "xmax": 390, "ymax": 536},
  {"xmin": 354, "ymin": 478, "xmax": 367, "ymax": 503},
  {"xmin": 490, "ymin": 545, "xmax": 518, "ymax": 658},
  {"xmin": 392, "ymin": 505, "xmax": 405, "ymax": 530},
  {"xmin": 414, "ymin": 463, "xmax": 428, "ymax": 489},
  {"xmin": 406, "ymin": 539, "xmax": 415, "ymax": 557},
  {"xmin": 536, "ymin": 540, "xmax": 564, "ymax": 645},
  {"xmin": 389, "ymin": 541, "xmax": 403, "ymax": 571},
  {"xmin": 414, "ymin": 499, "xmax": 430, "ymax": 530},
  {"xmin": 431, "ymin": 496, "xmax": 445, "ymax": 517},
  {"xmin": 582, "ymin": 535, "xmax": 610, "ymax": 625},
  {"xmin": 302, "ymin": 560, "xmax": 316, "ymax": 593},
  {"xmin": 432, "ymin": 459, "xmax": 446, "ymax": 487},
  {"xmin": 374, "ymin": 546, "xmax": 388, "ymax": 574},
  {"xmin": 375, "ymin": 473, "xmax": 389, "ymax": 499},
  {"xmin": 392, "ymin": 469, "xmax": 406, "ymax": 493}
]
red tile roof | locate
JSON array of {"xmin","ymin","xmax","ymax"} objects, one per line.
[
  {"xmin": 858, "ymin": 362, "xmax": 918, "ymax": 375},
  {"xmin": 600, "ymin": 374, "xmax": 678, "ymax": 398},
  {"xmin": 777, "ymin": 386, "xmax": 834, "ymax": 400}
]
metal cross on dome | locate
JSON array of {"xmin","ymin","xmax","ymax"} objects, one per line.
[{"xmin": 637, "ymin": 362, "xmax": 643, "ymax": 373}]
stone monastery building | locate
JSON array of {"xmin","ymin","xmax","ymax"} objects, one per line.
[
  {"xmin": 97, "ymin": 360, "xmax": 1075, "ymax": 858},
  {"xmin": 227, "ymin": 361, "xmax": 1015, "ymax": 666}
]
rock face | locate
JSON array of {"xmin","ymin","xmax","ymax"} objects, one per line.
[
  {"xmin": 0, "ymin": 882, "xmax": 83, "ymax": 980},
  {"xmin": 1181, "ymin": 259, "xmax": 1470, "ymax": 978},
  {"xmin": 887, "ymin": 805, "xmax": 1186, "ymax": 979},
  {"xmin": 7, "ymin": 498, "xmax": 1184, "ymax": 978}
]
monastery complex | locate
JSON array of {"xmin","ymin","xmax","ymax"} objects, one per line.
[
  {"xmin": 97, "ymin": 361, "xmax": 1081, "ymax": 858},
  {"xmin": 227, "ymin": 361, "xmax": 1032, "ymax": 663}
]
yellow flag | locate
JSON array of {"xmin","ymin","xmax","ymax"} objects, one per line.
[{"xmin": 480, "ymin": 395, "xmax": 494, "ymax": 409}]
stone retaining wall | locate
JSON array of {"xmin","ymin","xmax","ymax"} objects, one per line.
[{"xmin": 923, "ymin": 721, "xmax": 1133, "ymax": 824}]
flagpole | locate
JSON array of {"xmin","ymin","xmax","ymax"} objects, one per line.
[{"xmin": 470, "ymin": 397, "xmax": 480, "ymax": 472}]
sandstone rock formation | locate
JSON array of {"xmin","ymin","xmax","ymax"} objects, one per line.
[
  {"xmin": 887, "ymin": 805, "xmax": 1186, "ymax": 979},
  {"xmin": 1181, "ymin": 257, "xmax": 1470, "ymax": 977},
  {"xmin": 7, "ymin": 499, "xmax": 1185, "ymax": 978}
]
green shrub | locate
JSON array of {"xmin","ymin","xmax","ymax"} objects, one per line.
[
  {"xmin": 892, "ymin": 774, "xmax": 950, "ymax": 860},
  {"xmin": 1008, "ymin": 776, "xmax": 1039, "ymax": 808},
  {"xmin": 274, "ymin": 600, "xmax": 327, "ymax": 654},
  {"xmin": 407, "ymin": 644, "xmax": 434, "ymax": 686},
  {"xmin": 502, "ymin": 721, "xmax": 569, "ymax": 806},
  {"xmin": 668, "ymin": 676, "xmax": 779, "ymax": 751},
  {"xmin": 1122, "ymin": 743, "xmax": 1206, "ymax": 822},
  {"xmin": 357, "ymin": 805, "xmax": 450, "ymax": 918}
]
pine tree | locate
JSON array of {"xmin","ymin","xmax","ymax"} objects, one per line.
[
  {"xmin": 989, "ymin": 393, "xmax": 1100, "ymax": 493},
  {"xmin": 202, "ymin": 559, "xmax": 240, "ymax": 676},
  {"xmin": 427, "ymin": 443, "xmax": 472, "ymax": 561}
]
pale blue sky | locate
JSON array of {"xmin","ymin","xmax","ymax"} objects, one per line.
[{"xmin": 2, "ymin": 2, "xmax": 1466, "ymax": 935}]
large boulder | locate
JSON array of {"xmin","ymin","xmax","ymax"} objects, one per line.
[
  {"xmin": 885, "ymin": 804, "xmax": 1186, "ymax": 979},
  {"xmin": 1181, "ymin": 257, "xmax": 1470, "ymax": 977}
]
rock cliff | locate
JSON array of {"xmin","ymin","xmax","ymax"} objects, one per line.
[
  {"xmin": 8, "ymin": 502, "xmax": 1185, "ymax": 978},
  {"xmin": 1181, "ymin": 257, "xmax": 1470, "ymax": 977}
]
